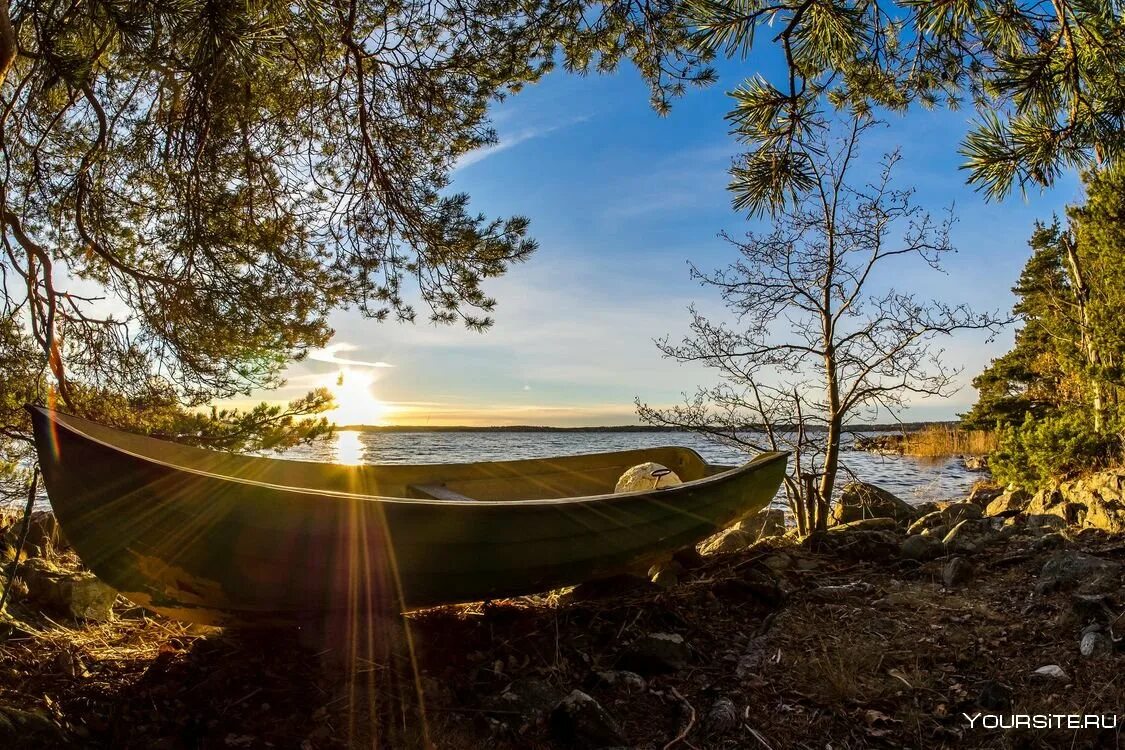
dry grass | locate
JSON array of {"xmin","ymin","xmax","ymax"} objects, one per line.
[{"xmin": 897, "ymin": 425, "xmax": 998, "ymax": 457}]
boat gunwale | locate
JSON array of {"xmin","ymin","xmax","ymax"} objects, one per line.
[{"xmin": 29, "ymin": 405, "xmax": 789, "ymax": 508}]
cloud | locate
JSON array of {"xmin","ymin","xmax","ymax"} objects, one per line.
[
  {"xmin": 307, "ymin": 343, "xmax": 394, "ymax": 369},
  {"xmin": 456, "ymin": 116, "xmax": 591, "ymax": 170}
]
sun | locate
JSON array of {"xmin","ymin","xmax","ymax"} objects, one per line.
[{"xmin": 326, "ymin": 369, "xmax": 391, "ymax": 426}]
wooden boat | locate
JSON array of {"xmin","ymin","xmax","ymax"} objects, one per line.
[{"xmin": 27, "ymin": 405, "xmax": 788, "ymax": 624}]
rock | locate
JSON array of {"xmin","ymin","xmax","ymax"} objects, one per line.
[
  {"xmin": 648, "ymin": 559, "xmax": 683, "ymax": 589},
  {"xmin": 962, "ymin": 455, "xmax": 990, "ymax": 472},
  {"xmin": 1071, "ymin": 593, "xmax": 1113, "ymax": 626},
  {"xmin": 1080, "ymin": 631, "xmax": 1113, "ymax": 659},
  {"xmin": 829, "ymin": 517, "xmax": 899, "ymax": 532},
  {"xmin": 831, "ymin": 483, "xmax": 917, "ymax": 526},
  {"xmin": 563, "ymin": 574, "xmax": 654, "ymax": 603},
  {"xmin": 943, "ymin": 557, "xmax": 974, "ymax": 588},
  {"xmin": 945, "ymin": 502, "xmax": 984, "ymax": 525},
  {"xmin": 1019, "ymin": 514, "xmax": 1068, "ymax": 534},
  {"xmin": 586, "ymin": 670, "xmax": 646, "ymax": 693},
  {"xmin": 1032, "ymin": 532, "xmax": 1067, "ymax": 551},
  {"xmin": 900, "ymin": 534, "xmax": 943, "ymax": 562},
  {"xmin": 941, "ymin": 519, "xmax": 996, "ymax": 554},
  {"xmin": 0, "ymin": 706, "xmax": 68, "ymax": 749},
  {"xmin": 975, "ymin": 681, "xmax": 1012, "ymax": 711},
  {"xmin": 1031, "ymin": 664, "xmax": 1069, "ymax": 681},
  {"xmin": 489, "ymin": 677, "xmax": 566, "ymax": 721},
  {"xmin": 705, "ymin": 697, "xmax": 739, "ymax": 736},
  {"xmin": 672, "ymin": 546, "xmax": 705, "ymax": 570},
  {"xmin": 616, "ymin": 632, "xmax": 690, "ymax": 675},
  {"xmin": 19, "ymin": 558, "xmax": 116, "ymax": 621},
  {"xmin": 699, "ymin": 527, "xmax": 753, "ymax": 556},
  {"xmin": 550, "ymin": 690, "xmax": 627, "ymax": 747},
  {"xmin": 985, "ymin": 490, "xmax": 1031, "ymax": 518},
  {"xmin": 735, "ymin": 508, "xmax": 786, "ymax": 540},
  {"xmin": 711, "ymin": 568, "xmax": 784, "ymax": 606},
  {"xmin": 1037, "ymin": 551, "xmax": 1123, "ymax": 595},
  {"xmin": 907, "ymin": 503, "xmax": 980, "ymax": 535},
  {"xmin": 759, "ymin": 552, "xmax": 793, "ymax": 573},
  {"xmin": 967, "ymin": 483, "xmax": 1005, "ymax": 507},
  {"xmin": 807, "ymin": 529, "xmax": 901, "ymax": 561},
  {"xmin": 914, "ymin": 501, "xmax": 944, "ymax": 516},
  {"xmin": 919, "ymin": 524, "xmax": 950, "ymax": 539},
  {"xmin": 807, "ymin": 581, "xmax": 876, "ymax": 601},
  {"xmin": 615, "ymin": 463, "xmax": 682, "ymax": 493}
]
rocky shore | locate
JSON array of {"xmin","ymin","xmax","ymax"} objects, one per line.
[{"xmin": 2, "ymin": 476, "xmax": 1125, "ymax": 748}]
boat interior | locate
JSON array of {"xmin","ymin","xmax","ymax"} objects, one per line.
[{"xmin": 42, "ymin": 410, "xmax": 726, "ymax": 502}]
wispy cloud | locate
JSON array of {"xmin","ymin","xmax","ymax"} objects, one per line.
[
  {"xmin": 456, "ymin": 116, "xmax": 591, "ymax": 170},
  {"xmin": 307, "ymin": 343, "xmax": 393, "ymax": 368}
]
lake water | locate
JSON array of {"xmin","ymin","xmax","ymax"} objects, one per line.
[{"xmin": 281, "ymin": 430, "xmax": 982, "ymax": 505}]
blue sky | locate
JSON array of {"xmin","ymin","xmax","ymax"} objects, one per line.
[{"xmin": 226, "ymin": 54, "xmax": 1083, "ymax": 426}]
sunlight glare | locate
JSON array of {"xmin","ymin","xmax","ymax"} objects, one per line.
[{"xmin": 327, "ymin": 368, "xmax": 391, "ymax": 426}]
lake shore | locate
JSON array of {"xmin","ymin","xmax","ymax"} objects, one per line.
[{"xmin": 3, "ymin": 475, "xmax": 1125, "ymax": 748}]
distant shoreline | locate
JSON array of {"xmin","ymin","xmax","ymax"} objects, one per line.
[{"xmin": 336, "ymin": 421, "xmax": 960, "ymax": 434}]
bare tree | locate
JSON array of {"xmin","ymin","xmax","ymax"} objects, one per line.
[{"xmin": 638, "ymin": 118, "xmax": 1003, "ymax": 535}]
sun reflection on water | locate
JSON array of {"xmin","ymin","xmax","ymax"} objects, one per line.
[{"xmin": 336, "ymin": 430, "xmax": 365, "ymax": 465}]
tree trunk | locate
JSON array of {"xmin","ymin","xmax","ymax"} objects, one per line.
[
  {"xmin": 785, "ymin": 476, "xmax": 808, "ymax": 536},
  {"xmin": 0, "ymin": 0, "xmax": 15, "ymax": 89},
  {"xmin": 1063, "ymin": 233, "xmax": 1104, "ymax": 431}
]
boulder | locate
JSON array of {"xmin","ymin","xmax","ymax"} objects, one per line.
[
  {"xmin": 914, "ymin": 501, "xmax": 944, "ymax": 516},
  {"xmin": 941, "ymin": 519, "xmax": 997, "ymax": 554},
  {"xmin": 831, "ymin": 483, "xmax": 917, "ymax": 526},
  {"xmin": 806, "ymin": 529, "xmax": 901, "ymax": 561},
  {"xmin": 1017, "ymin": 514, "xmax": 1068, "ymax": 536},
  {"xmin": 829, "ymin": 517, "xmax": 899, "ymax": 532},
  {"xmin": 19, "ymin": 558, "xmax": 116, "ymax": 621},
  {"xmin": 942, "ymin": 502, "xmax": 984, "ymax": 526},
  {"xmin": 615, "ymin": 463, "xmax": 682, "ymax": 493},
  {"xmin": 550, "ymin": 690, "xmax": 627, "ymax": 747},
  {"xmin": 943, "ymin": 557, "xmax": 974, "ymax": 588},
  {"xmin": 0, "ymin": 706, "xmax": 68, "ymax": 749},
  {"xmin": 966, "ymin": 483, "xmax": 1004, "ymax": 507},
  {"xmin": 734, "ymin": 508, "xmax": 786, "ymax": 540},
  {"xmin": 962, "ymin": 455, "xmax": 990, "ymax": 472},
  {"xmin": 1037, "ymin": 551, "xmax": 1123, "ymax": 595},
  {"xmin": 900, "ymin": 534, "xmax": 943, "ymax": 562},
  {"xmin": 985, "ymin": 490, "xmax": 1031, "ymax": 518},
  {"xmin": 699, "ymin": 527, "xmax": 753, "ymax": 556}
]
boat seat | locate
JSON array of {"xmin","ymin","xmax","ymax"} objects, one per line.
[{"xmin": 407, "ymin": 483, "xmax": 479, "ymax": 502}]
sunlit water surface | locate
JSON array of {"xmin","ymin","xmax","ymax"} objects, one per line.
[{"xmin": 282, "ymin": 430, "xmax": 981, "ymax": 505}]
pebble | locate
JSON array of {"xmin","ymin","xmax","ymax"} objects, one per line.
[
  {"xmin": 1031, "ymin": 664, "xmax": 1069, "ymax": 681},
  {"xmin": 1080, "ymin": 631, "xmax": 1113, "ymax": 659}
]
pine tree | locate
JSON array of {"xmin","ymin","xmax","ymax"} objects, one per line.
[{"xmin": 684, "ymin": 1, "xmax": 1125, "ymax": 214}]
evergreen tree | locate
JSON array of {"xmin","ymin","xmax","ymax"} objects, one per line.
[
  {"xmin": 967, "ymin": 167, "xmax": 1125, "ymax": 482},
  {"xmin": 961, "ymin": 221, "xmax": 1077, "ymax": 427},
  {"xmin": 684, "ymin": 1, "xmax": 1125, "ymax": 214}
]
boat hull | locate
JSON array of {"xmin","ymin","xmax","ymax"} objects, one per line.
[{"xmin": 28, "ymin": 406, "xmax": 787, "ymax": 623}]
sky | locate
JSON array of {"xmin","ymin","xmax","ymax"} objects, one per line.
[{"xmin": 220, "ymin": 53, "xmax": 1084, "ymax": 427}]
